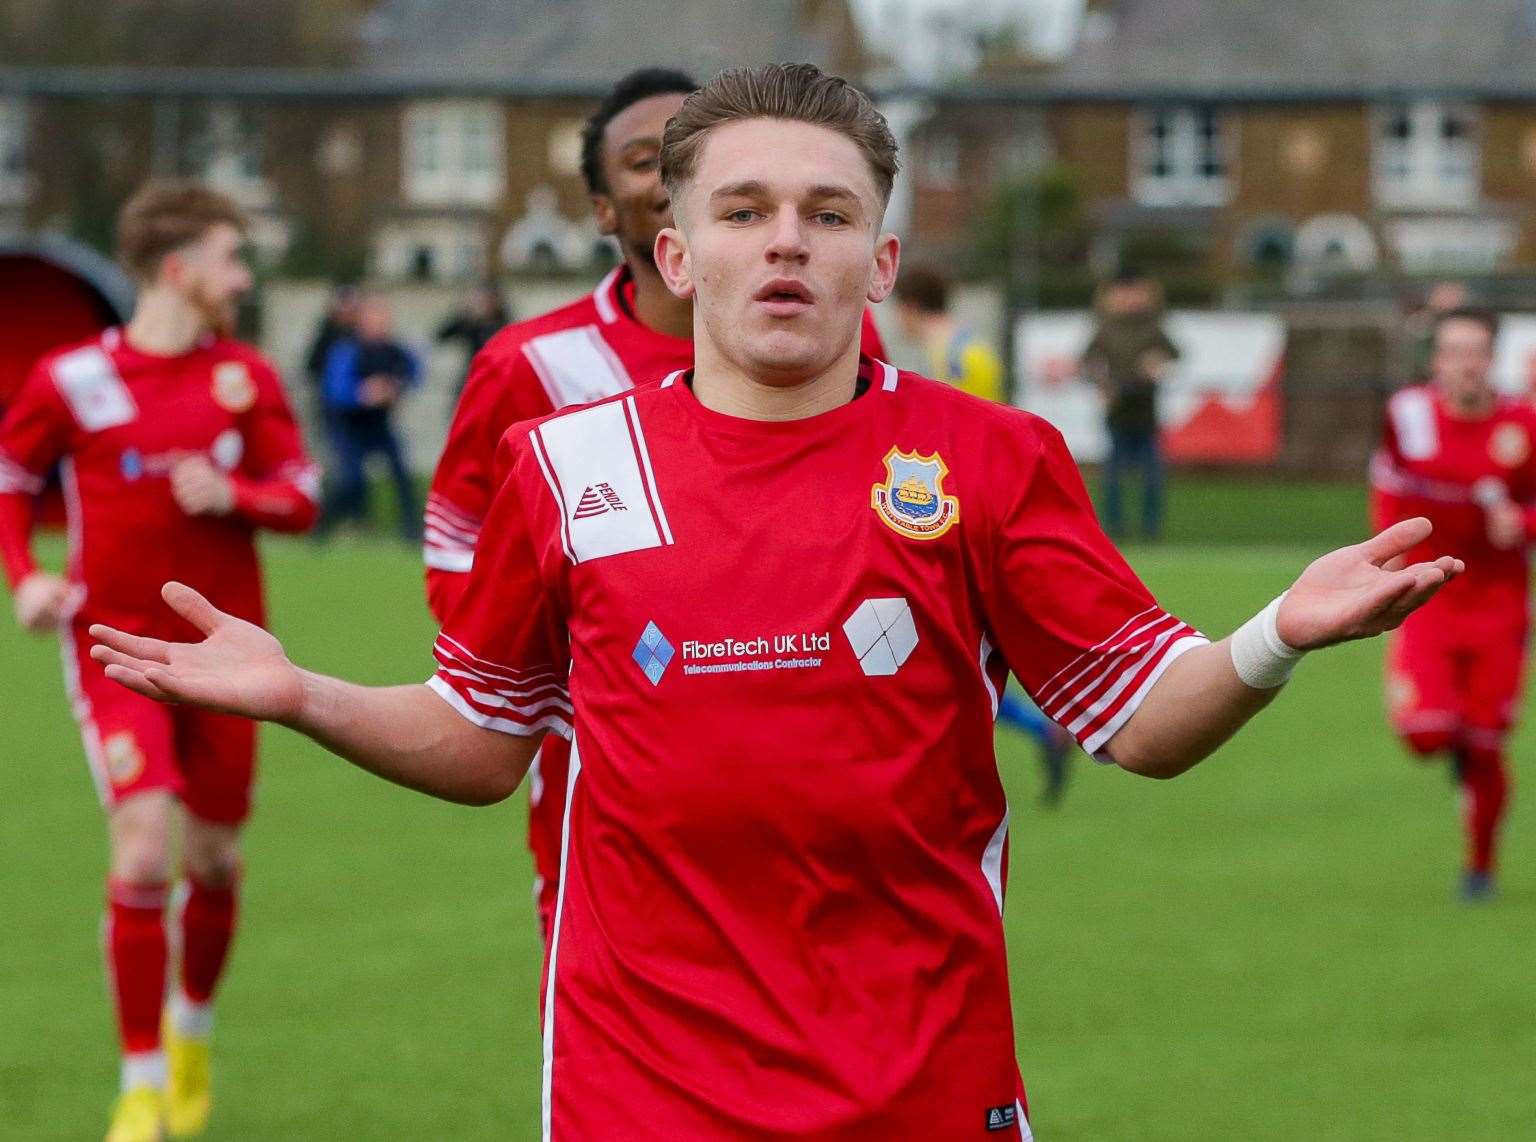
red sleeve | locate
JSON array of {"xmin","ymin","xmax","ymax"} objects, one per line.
[
  {"xmin": 976, "ymin": 413, "xmax": 1206, "ymax": 760},
  {"xmin": 0, "ymin": 360, "xmax": 72, "ymax": 591},
  {"xmin": 227, "ymin": 357, "xmax": 320, "ymax": 533},
  {"xmin": 424, "ymin": 338, "xmax": 554, "ymax": 622},
  {"xmin": 427, "ymin": 428, "xmax": 572, "ymax": 738},
  {"xmin": 859, "ymin": 307, "xmax": 888, "ymax": 360}
]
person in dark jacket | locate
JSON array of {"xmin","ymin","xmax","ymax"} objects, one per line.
[
  {"xmin": 316, "ymin": 295, "xmax": 421, "ymax": 541},
  {"xmin": 1080, "ymin": 269, "xmax": 1180, "ymax": 540},
  {"xmin": 437, "ymin": 283, "xmax": 510, "ymax": 410},
  {"xmin": 304, "ymin": 285, "xmax": 361, "ymax": 392}
]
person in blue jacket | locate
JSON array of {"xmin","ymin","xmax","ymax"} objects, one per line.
[{"xmin": 317, "ymin": 295, "xmax": 421, "ymax": 541}]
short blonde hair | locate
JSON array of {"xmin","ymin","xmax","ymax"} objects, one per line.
[{"xmin": 660, "ymin": 63, "xmax": 899, "ymax": 205}]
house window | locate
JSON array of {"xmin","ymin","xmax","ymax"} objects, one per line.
[
  {"xmin": 1132, "ymin": 107, "xmax": 1231, "ymax": 207},
  {"xmin": 186, "ymin": 102, "xmax": 271, "ymax": 209},
  {"xmin": 547, "ymin": 120, "xmax": 584, "ymax": 178},
  {"xmin": 403, "ymin": 100, "xmax": 505, "ymax": 206},
  {"xmin": 923, "ymin": 135, "xmax": 959, "ymax": 189},
  {"xmin": 0, "ymin": 98, "xmax": 29, "ymax": 204},
  {"xmin": 1373, "ymin": 101, "xmax": 1479, "ymax": 209}
]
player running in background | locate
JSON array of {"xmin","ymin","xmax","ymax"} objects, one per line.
[
  {"xmin": 424, "ymin": 66, "xmax": 886, "ymax": 940},
  {"xmin": 91, "ymin": 66, "xmax": 1459, "ymax": 1138},
  {"xmin": 893, "ymin": 263, "xmax": 1073, "ymax": 804},
  {"xmin": 1370, "ymin": 307, "xmax": 1536, "ymax": 901},
  {"xmin": 0, "ymin": 182, "xmax": 319, "ymax": 1141}
]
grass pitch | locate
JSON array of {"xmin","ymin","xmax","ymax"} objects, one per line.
[{"xmin": 1, "ymin": 485, "xmax": 1532, "ymax": 1140}]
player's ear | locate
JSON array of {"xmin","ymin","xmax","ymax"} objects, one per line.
[
  {"xmin": 157, "ymin": 249, "xmax": 189, "ymax": 291},
  {"xmin": 654, "ymin": 227, "xmax": 695, "ymax": 301},
  {"xmin": 866, "ymin": 232, "xmax": 900, "ymax": 305},
  {"xmin": 590, "ymin": 193, "xmax": 619, "ymax": 237}
]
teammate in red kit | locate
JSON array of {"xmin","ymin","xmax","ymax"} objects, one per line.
[
  {"xmin": 426, "ymin": 67, "xmax": 885, "ymax": 941},
  {"xmin": 0, "ymin": 182, "xmax": 318, "ymax": 1141},
  {"xmin": 93, "ymin": 67, "xmax": 1459, "ymax": 1139},
  {"xmin": 1370, "ymin": 307, "xmax": 1536, "ymax": 901}
]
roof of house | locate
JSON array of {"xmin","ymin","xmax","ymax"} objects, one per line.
[
  {"xmin": 358, "ymin": 0, "xmax": 850, "ymax": 87},
  {"xmin": 1052, "ymin": 0, "xmax": 1536, "ymax": 99}
]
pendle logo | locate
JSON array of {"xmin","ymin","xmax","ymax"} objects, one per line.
[
  {"xmin": 573, "ymin": 482, "xmax": 627, "ymax": 519},
  {"xmin": 985, "ymin": 1103, "xmax": 1018, "ymax": 1132}
]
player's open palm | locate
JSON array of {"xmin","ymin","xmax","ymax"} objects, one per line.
[
  {"xmin": 1277, "ymin": 517, "xmax": 1463, "ymax": 650},
  {"xmin": 88, "ymin": 581, "xmax": 305, "ymax": 722}
]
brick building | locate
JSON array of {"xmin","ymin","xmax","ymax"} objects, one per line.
[
  {"xmin": 901, "ymin": 0, "xmax": 1536, "ymax": 286},
  {"xmin": 0, "ymin": 0, "xmax": 870, "ymax": 281}
]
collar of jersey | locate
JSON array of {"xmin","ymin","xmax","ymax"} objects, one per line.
[{"xmin": 666, "ymin": 358, "xmax": 883, "ymax": 438}]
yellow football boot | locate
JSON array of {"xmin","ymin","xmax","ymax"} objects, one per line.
[
  {"xmin": 105, "ymin": 1086, "xmax": 165, "ymax": 1142},
  {"xmin": 162, "ymin": 1018, "xmax": 212, "ymax": 1138}
]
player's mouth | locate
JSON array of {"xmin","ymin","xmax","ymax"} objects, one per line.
[{"xmin": 754, "ymin": 278, "xmax": 815, "ymax": 317}]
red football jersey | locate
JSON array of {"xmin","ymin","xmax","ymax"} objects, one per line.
[
  {"xmin": 0, "ymin": 328, "xmax": 319, "ymax": 632},
  {"xmin": 424, "ymin": 265, "xmax": 887, "ymax": 602},
  {"xmin": 430, "ymin": 362, "xmax": 1203, "ymax": 1138},
  {"xmin": 1370, "ymin": 384, "xmax": 1536, "ymax": 616},
  {"xmin": 424, "ymin": 264, "xmax": 888, "ymax": 939}
]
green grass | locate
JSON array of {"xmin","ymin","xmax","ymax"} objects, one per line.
[{"xmin": 1, "ymin": 494, "xmax": 1531, "ymax": 1140}]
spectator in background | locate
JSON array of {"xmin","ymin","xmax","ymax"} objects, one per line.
[
  {"xmin": 1081, "ymin": 268, "xmax": 1179, "ymax": 541},
  {"xmin": 303, "ymin": 284, "xmax": 361, "ymax": 395},
  {"xmin": 436, "ymin": 282, "xmax": 511, "ymax": 407},
  {"xmin": 1405, "ymin": 280, "xmax": 1470, "ymax": 382},
  {"xmin": 893, "ymin": 263, "xmax": 1074, "ymax": 804},
  {"xmin": 316, "ymin": 295, "xmax": 421, "ymax": 542},
  {"xmin": 892, "ymin": 265, "xmax": 1005, "ymax": 402}
]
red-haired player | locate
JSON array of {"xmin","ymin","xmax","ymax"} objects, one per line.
[
  {"xmin": 0, "ymin": 182, "xmax": 318, "ymax": 1140},
  {"xmin": 1371, "ymin": 306, "xmax": 1536, "ymax": 900}
]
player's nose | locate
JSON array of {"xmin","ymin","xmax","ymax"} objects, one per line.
[{"xmin": 763, "ymin": 209, "xmax": 809, "ymax": 263}]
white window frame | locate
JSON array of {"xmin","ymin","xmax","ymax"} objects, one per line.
[
  {"xmin": 923, "ymin": 134, "xmax": 960, "ymax": 189},
  {"xmin": 188, "ymin": 102, "xmax": 272, "ymax": 210},
  {"xmin": 0, "ymin": 97, "xmax": 30, "ymax": 205},
  {"xmin": 1372, "ymin": 100, "xmax": 1480, "ymax": 210},
  {"xmin": 403, "ymin": 100, "xmax": 505, "ymax": 207},
  {"xmin": 1131, "ymin": 106, "xmax": 1232, "ymax": 208}
]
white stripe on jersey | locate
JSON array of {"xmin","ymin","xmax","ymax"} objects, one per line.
[
  {"xmin": 878, "ymin": 359, "xmax": 899, "ymax": 391},
  {"xmin": 52, "ymin": 344, "xmax": 138, "ymax": 431},
  {"xmin": 523, "ymin": 326, "xmax": 634, "ymax": 411},
  {"xmin": 1080, "ymin": 633, "xmax": 1208, "ymax": 760},
  {"xmin": 1043, "ymin": 613, "xmax": 1186, "ymax": 726},
  {"xmin": 981, "ymin": 806, "xmax": 1010, "ymax": 914},
  {"xmin": 592, "ymin": 267, "xmax": 622, "ymax": 325},
  {"xmin": 623, "ymin": 395, "xmax": 673, "ymax": 546},
  {"xmin": 542, "ymin": 733, "xmax": 584, "ymax": 1142},
  {"xmin": 978, "ymin": 633, "xmax": 1000, "ymax": 719},
  {"xmin": 534, "ymin": 400, "xmax": 672, "ymax": 563},
  {"xmin": 530, "ymin": 429, "xmax": 576, "ymax": 564},
  {"xmin": 426, "ymin": 675, "xmax": 572, "ymax": 739},
  {"xmin": 1034, "ymin": 606, "xmax": 1158, "ymax": 707},
  {"xmin": 1389, "ymin": 388, "xmax": 1438, "ymax": 461}
]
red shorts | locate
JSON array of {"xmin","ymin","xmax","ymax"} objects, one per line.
[
  {"xmin": 1386, "ymin": 604, "xmax": 1528, "ymax": 746},
  {"xmin": 62, "ymin": 622, "xmax": 256, "ymax": 823}
]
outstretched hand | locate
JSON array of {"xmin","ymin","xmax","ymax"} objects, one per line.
[
  {"xmin": 1277, "ymin": 517, "xmax": 1462, "ymax": 651},
  {"xmin": 89, "ymin": 582, "xmax": 306, "ymax": 723}
]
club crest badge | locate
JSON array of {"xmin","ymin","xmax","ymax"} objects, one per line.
[
  {"xmin": 1490, "ymin": 422, "xmax": 1530, "ymax": 468},
  {"xmin": 212, "ymin": 361, "xmax": 256, "ymax": 414},
  {"xmin": 871, "ymin": 447, "xmax": 959, "ymax": 540},
  {"xmin": 103, "ymin": 731, "xmax": 145, "ymax": 787}
]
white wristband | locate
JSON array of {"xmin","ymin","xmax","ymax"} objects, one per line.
[{"xmin": 1229, "ymin": 592, "xmax": 1305, "ymax": 690}]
